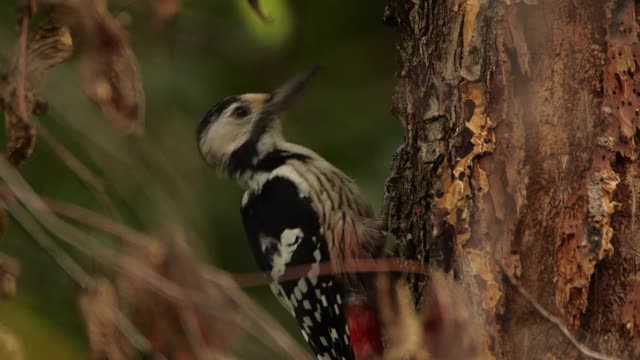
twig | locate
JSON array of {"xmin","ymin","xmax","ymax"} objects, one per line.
[
  {"xmin": 201, "ymin": 266, "xmax": 312, "ymax": 358},
  {"xmin": 0, "ymin": 157, "xmax": 209, "ymax": 307},
  {"xmin": 7, "ymin": 197, "xmax": 93, "ymax": 289},
  {"xmin": 35, "ymin": 123, "xmax": 117, "ymax": 217},
  {"xmin": 495, "ymin": 258, "xmax": 620, "ymax": 360},
  {"xmin": 0, "ymin": 158, "xmax": 309, "ymax": 359},
  {"xmin": 41, "ymin": 194, "xmax": 154, "ymax": 248},
  {"xmin": 4, "ymin": 197, "xmax": 153, "ymax": 355},
  {"xmin": 22, "ymin": 193, "xmax": 307, "ymax": 358},
  {"xmin": 0, "ymin": 189, "xmax": 432, "ymax": 286},
  {"xmin": 233, "ymin": 257, "xmax": 429, "ymax": 287},
  {"xmin": 177, "ymin": 307, "xmax": 212, "ymax": 360},
  {"xmin": 15, "ymin": 0, "xmax": 34, "ymax": 125}
]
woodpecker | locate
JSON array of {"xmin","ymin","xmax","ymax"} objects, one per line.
[{"xmin": 196, "ymin": 67, "xmax": 385, "ymax": 360}]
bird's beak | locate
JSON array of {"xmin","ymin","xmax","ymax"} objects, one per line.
[{"xmin": 263, "ymin": 65, "xmax": 320, "ymax": 115}]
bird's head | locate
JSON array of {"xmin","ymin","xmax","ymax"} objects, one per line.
[{"xmin": 196, "ymin": 67, "xmax": 319, "ymax": 176}]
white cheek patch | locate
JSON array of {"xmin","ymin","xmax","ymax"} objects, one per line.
[{"xmin": 199, "ymin": 114, "xmax": 253, "ymax": 166}]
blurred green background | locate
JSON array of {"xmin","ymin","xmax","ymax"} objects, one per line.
[{"xmin": 0, "ymin": 0, "xmax": 400, "ymax": 358}]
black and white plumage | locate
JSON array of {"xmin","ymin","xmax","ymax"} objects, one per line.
[{"xmin": 197, "ymin": 68, "xmax": 385, "ymax": 360}]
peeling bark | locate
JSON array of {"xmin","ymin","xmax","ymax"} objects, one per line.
[{"xmin": 386, "ymin": 0, "xmax": 640, "ymax": 358}]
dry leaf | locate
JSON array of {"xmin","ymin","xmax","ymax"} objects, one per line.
[
  {"xmin": 151, "ymin": 0, "xmax": 182, "ymax": 27},
  {"xmin": 27, "ymin": 17, "xmax": 74, "ymax": 80},
  {"xmin": 119, "ymin": 241, "xmax": 240, "ymax": 359},
  {"xmin": 79, "ymin": 278, "xmax": 132, "ymax": 360},
  {"xmin": 3, "ymin": 4, "xmax": 36, "ymax": 168},
  {"xmin": 3, "ymin": 106, "xmax": 35, "ymax": 167},
  {"xmin": 377, "ymin": 272, "xmax": 486, "ymax": 360},
  {"xmin": 2, "ymin": 8, "xmax": 74, "ymax": 167},
  {"xmin": 0, "ymin": 253, "xmax": 19, "ymax": 299},
  {"xmin": 421, "ymin": 272, "xmax": 485, "ymax": 360},
  {"xmin": 44, "ymin": 0, "xmax": 145, "ymax": 133},
  {"xmin": 77, "ymin": 45, "xmax": 144, "ymax": 134},
  {"xmin": 0, "ymin": 324, "xmax": 23, "ymax": 360},
  {"xmin": 377, "ymin": 275, "xmax": 428, "ymax": 360}
]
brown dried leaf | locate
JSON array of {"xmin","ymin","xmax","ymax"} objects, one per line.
[
  {"xmin": 79, "ymin": 278, "xmax": 132, "ymax": 360},
  {"xmin": 26, "ymin": 17, "xmax": 74, "ymax": 78},
  {"xmin": 377, "ymin": 275, "xmax": 428, "ymax": 360},
  {"xmin": 247, "ymin": 0, "xmax": 273, "ymax": 23},
  {"xmin": 46, "ymin": 0, "xmax": 145, "ymax": 133},
  {"xmin": 0, "ymin": 253, "xmax": 19, "ymax": 299},
  {"xmin": 151, "ymin": 0, "xmax": 182, "ymax": 27},
  {"xmin": 119, "ymin": 242, "xmax": 240, "ymax": 359},
  {"xmin": 0, "ymin": 324, "xmax": 23, "ymax": 360},
  {"xmin": 2, "ymin": 9, "xmax": 74, "ymax": 167},
  {"xmin": 3, "ymin": 107, "xmax": 35, "ymax": 168},
  {"xmin": 4, "ymin": 5, "xmax": 35, "ymax": 168},
  {"xmin": 378, "ymin": 273, "xmax": 487, "ymax": 360},
  {"xmin": 77, "ymin": 5, "xmax": 145, "ymax": 134},
  {"xmin": 77, "ymin": 45, "xmax": 144, "ymax": 134},
  {"xmin": 421, "ymin": 272, "xmax": 485, "ymax": 360}
]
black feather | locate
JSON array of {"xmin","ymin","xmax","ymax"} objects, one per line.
[
  {"xmin": 229, "ymin": 147, "xmax": 310, "ymax": 175},
  {"xmin": 241, "ymin": 177, "xmax": 354, "ymax": 360}
]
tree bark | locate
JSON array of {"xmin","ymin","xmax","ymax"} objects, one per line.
[{"xmin": 385, "ymin": 0, "xmax": 640, "ymax": 358}]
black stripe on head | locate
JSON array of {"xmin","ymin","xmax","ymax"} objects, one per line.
[
  {"xmin": 227, "ymin": 135, "xmax": 260, "ymax": 175},
  {"xmin": 196, "ymin": 96, "xmax": 239, "ymax": 142}
]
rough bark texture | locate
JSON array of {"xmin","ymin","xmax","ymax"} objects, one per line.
[{"xmin": 385, "ymin": 0, "xmax": 640, "ymax": 358}]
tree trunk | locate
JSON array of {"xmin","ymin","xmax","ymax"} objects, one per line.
[{"xmin": 385, "ymin": 0, "xmax": 640, "ymax": 358}]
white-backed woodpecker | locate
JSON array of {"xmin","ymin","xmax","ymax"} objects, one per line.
[{"xmin": 196, "ymin": 67, "xmax": 386, "ymax": 360}]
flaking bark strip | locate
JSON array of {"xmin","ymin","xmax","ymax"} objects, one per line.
[
  {"xmin": 601, "ymin": 0, "xmax": 640, "ymax": 353},
  {"xmin": 434, "ymin": 82, "xmax": 495, "ymax": 255},
  {"xmin": 603, "ymin": 0, "xmax": 640, "ymax": 158}
]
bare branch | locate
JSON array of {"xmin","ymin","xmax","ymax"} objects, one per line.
[
  {"xmin": 0, "ymin": 253, "xmax": 19, "ymax": 299},
  {"xmin": 4, "ymin": 197, "xmax": 153, "ymax": 355},
  {"xmin": 495, "ymin": 258, "xmax": 620, "ymax": 360},
  {"xmin": 4, "ymin": 0, "xmax": 37, "ymax": 166},
  {"xmin": 15, "ymin": 1, "xmax": 32, "ymax": 123},
  {"xmin": 0, "ymin": 158, "xmax": 309, "ymax": 359},
  {"xmin": 233, "ymin": 258, "xmax": 429, "ymax": 288},
  {"xmin": 35, "ymin": 123, "xmax": 117, "ymax": 216}
]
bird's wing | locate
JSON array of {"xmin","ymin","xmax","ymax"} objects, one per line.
[{"xmin": 241, "ymin": 176, "xmax": 354, "ymax": 360}]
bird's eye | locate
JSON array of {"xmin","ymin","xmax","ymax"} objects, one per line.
[{"xmin": 232, "ymin": 106, "xmax": 250, "ymax": 119}]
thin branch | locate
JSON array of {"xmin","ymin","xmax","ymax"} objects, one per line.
[
  {"xmin": 33, "ymin": 195, "xmax": 308, "ymax": 358},
  {"xmin": 4, "ymin": 197, "xmax": 153, "ymax": 355},
  {"xmin": 0, "ymin": 157, "xmax": 208, "ymax": 308},
  {"xmin": 232, "ymin": 258, "xmax": 429, "ymax": 287},
  {"xmin": 495, "ymin": 258, "xmax": 620, "ymax": 360},
  {"xmin": 177, "ymin": 307, "xmax": 212, "ymax": 360},
  {"xmin": 41, "ymin": 194, "xmax": 154, "ymax": 248},
  {"xmin": 0, "ymin": 159, "xmax": 309, "ymax": 359},
  {"xmin": 0, "ymin": 186, "xmax": 308, "ymax": 357},
  {"xmin": 15, "ymin": 0, "xmax": 34, "ymax": 124},
  {"xmin": 35, "ymin": 123, "xmax": 117, "ymax": 217},
  {"xmin": 7, "ymin": 197, "xmax": 93, "ymax": 289},
  {"xmin": 200, "ymin": 266, "xmax": 313, "ymax": 358},
  {"xmin": 0, "ymin": 189, "xmax": 432, "ymax": 286}
]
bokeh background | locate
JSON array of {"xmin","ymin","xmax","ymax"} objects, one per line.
[{"xmin": 0, "ymin": 0, "xmax": 401, "ymax": 358}]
